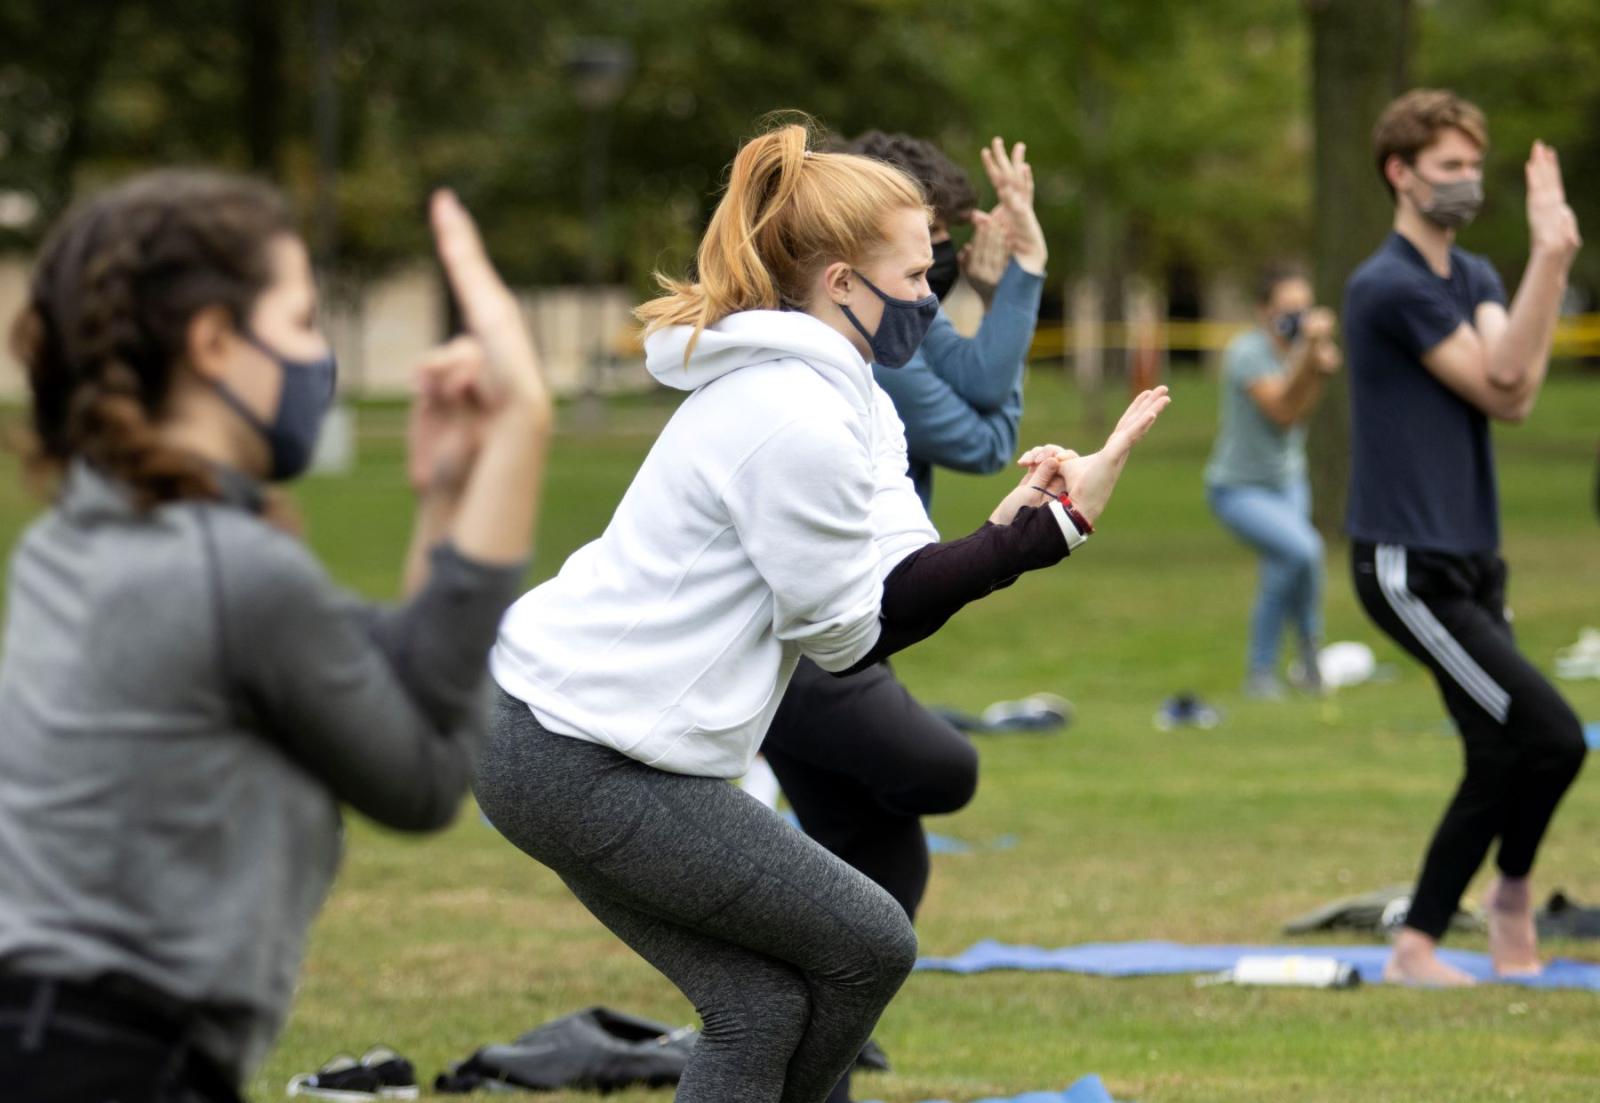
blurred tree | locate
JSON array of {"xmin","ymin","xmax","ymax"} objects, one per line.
[
  {"xmin": 1305, "ymin": 0, "xmax": 1413, "ymax": 539},
  {"xmin": 240, "ymin": 0, "xmax": 285, "ymax": 176},
  {"xmin": 927, "ymin": 0, "xmax": 1307, "ymax": 429},
  {"xmin": 1418, "ymin": 0, "xmax": 1600, "ymax": 302},
  {"xmin": 1, "ymin": 0, "xmax": 1594, "ymax": 362},
  {"xmin": 0, "ymin": 0, "xmax": 125, "ymax": 241}
]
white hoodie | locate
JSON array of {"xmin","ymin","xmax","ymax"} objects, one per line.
[{"xmin": 490, "ymin": 310, "xmax": 938, "ymax": 778}]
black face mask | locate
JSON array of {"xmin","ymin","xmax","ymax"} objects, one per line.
[
  {"xmin": 211, "ymin": 332, "xmax": 338, "ymax": 481},
  {"xmin": 1272, "ymin": 310, "xmax": 1303, "ymax": 343},
  {"xmin": 838, "ymin": 272, "xmax": 941, "ymax": 369},
  {"xmin": 926, "ymin": 238, "xmax": 960, "ymax": 301}
]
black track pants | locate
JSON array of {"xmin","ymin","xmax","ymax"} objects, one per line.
[{"xmin": 1352, "ymin": 542, "xmax": 1585, "ymax": 940}]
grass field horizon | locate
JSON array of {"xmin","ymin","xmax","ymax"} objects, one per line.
[{"xmin": 1, "ymin": 365, "xmax": 1596, "ymax": 1101}]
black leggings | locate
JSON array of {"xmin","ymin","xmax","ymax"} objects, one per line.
[
  {"xmin": 761, "ymin": 657, "xmax": 978, "ymax": 1103},
  {"xmin": 762, "ymin": 658, "xmax": 978, "ymax": 921},
  {"xmin": 475, "ymin": 689, "xmax": 918, "ymax": 1103},
  {"xmin": 1352, "ymin": 542, "xmax": 1585, "ymax": 940}
]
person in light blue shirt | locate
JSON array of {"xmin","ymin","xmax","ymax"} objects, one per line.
[{"xmin": 1204, "ymin": 266, "xmax": 1341, "ymax": 697}]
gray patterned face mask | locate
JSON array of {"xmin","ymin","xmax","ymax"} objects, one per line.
[{"xmin": 1412, "ymin": 172, "xmax": 1483, "ymax": 230}]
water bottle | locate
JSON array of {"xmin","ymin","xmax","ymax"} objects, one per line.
[{"xmin": 1228, "ymin": 955, "xmax": 1361, "ymax": 989}]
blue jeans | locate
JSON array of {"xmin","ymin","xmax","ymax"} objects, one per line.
[{"xmin": 1207, "ymin": 477, "xmax": 1323, "ymax": 678}]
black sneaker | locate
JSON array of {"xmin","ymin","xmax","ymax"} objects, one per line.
[
  {"xmin": 1154, "ymin": 692, "xmax": 1220, "ymax": 730},
  {"xmin": 361, "ymin": 1046, "xmax": 420, "ymax": 1100},
  {"xmin": 287, "ymin": 1055, "xmax": 383, "ymax": 1100},
  {"xmin": 854, "ymin": 1036, "xmax": 891, "ymax": 1071}
]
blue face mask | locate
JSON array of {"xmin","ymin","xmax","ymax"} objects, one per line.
[
  {"xmin": 212, "ymin": 331, "xmax": 338, "ymax": 481},
  {"xmin": 838, "ymin": 272, "xmax": 940, "ymax": 369}
]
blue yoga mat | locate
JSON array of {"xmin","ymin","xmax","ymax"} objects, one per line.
[
  {"xmin": 928, "ymin": 831, "xmax": 1018, "ymax": 855},
  {"xmin": 862, "ymin": 1073, "xmax": 1118, "ymax": 1103},
  {"xmin": 916, "ymin": 939, "xmax": 1600, "ymax": 990}
]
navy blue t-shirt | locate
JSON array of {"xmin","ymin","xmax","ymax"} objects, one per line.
[{"xmin": 1344, "ymin": 232, "xmax": 1508, "ymax": 553}]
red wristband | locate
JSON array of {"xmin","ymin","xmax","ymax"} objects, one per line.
[{"xmin": 1057, "ymin": 494, "xmax": 1094, "ymax": 535}]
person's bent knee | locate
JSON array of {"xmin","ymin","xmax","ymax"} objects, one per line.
[
  {"xmin": 827, "ymin": 895, "xmax": 919, "ymax": 998},
  {"xmin": 1462, "ymin": 741, "xmax": 1519, "ymax": 783},
  {"xmin": 1552, "ymin": 722, "xmax": 1586, "ymax": 776},
  {"xmin": 1513, "ymin": 688, "xmax": 1586, "ymax": 779},
  {"xmin": 895, "ymin": 738, "xmax": 978, "ymax": 816},
  {"xmin": 1535, "ymin": 712, "xmax": 1587, "ymax": 783},
  {"xmin": 870, "ymin": 907, "xmax": 919, "ymax": 990},
  {"xmin": 700, "ymin": 964, "xmax": 812, "ymax": 1053},
  {"xmin": 1291, "ymin": 531, "xmax": 1324, "ymax": 578}
]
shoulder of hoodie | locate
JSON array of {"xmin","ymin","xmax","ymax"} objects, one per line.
[
  {"xmin": 691, "ymin": 353, "xmax": 861, "ymax": 422},
  {"xmin": 678, "ymin": 356, "xmax": 872, "ymax": 481},
  {"xmin": 185, "ymin": 501, "xmax": 346, "ymax": 628}
]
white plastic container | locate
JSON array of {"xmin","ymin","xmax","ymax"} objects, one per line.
[{"xmin": 1228, "ymin": 955, "xmax": 1360, "ymax": 989}]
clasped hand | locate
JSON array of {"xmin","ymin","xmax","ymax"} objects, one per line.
[{"xmin": 989, "ymin": 387, "xmax": 1171, "ymax": 527}]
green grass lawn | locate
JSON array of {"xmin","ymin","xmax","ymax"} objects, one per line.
[{"xmin": 2, "ymin": 368, "xmax": 1597, "ymax": 1102}]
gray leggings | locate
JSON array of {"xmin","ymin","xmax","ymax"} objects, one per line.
[{"xmin": 474, "ymin": 689, "xmax": 918, "ymax": 1103}]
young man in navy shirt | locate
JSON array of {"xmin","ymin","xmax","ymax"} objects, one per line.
[{"xmin": 1344, "ymin": 89, "xmax": 1585, "ymax": 985}]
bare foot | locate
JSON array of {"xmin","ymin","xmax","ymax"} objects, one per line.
[
  {"xmin": 1384, "ymin": 928, "xmax": 1476, "ymax": 987},
  {"xmin": 1486, "ymin": 874, "xmax": 1543, "ymax": 976}
]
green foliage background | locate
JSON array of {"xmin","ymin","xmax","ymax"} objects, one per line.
[{"xmin": 3, "ymin": 0, "xmax": 1598, "ymax": 301}]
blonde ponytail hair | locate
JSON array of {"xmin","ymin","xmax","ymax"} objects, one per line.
[{"xmin": 636, "ymin": 116, "xmax": 928, "ymax": 360}]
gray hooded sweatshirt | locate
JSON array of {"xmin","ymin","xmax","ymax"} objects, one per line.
[{"xmin": 0, "ymin": 462, "xmax": 522, "ymax": 1081}]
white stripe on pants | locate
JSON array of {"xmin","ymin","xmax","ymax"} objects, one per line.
[{"xmin": 1374, "ymin": 543, "xmax": 1511, "ymax": 724}]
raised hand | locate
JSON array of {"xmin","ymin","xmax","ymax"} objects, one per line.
[
  {"xmin": 958, "ymin": 207, "xmax": 1010, "ymax": 307},
  {"xmin": 407, "ymin": 335, "xmax": 488, "ymax": 496},
  {"xmin": 415, "ymin": 189, "xmax": 552, "ymax": 575},
  {"xmin": 1299, "ymin": 307, "xmax": 1342, "ymax": 375},
  {"xmin": 1016, "ymin": 386, "xmax": 1171, "ymax": 526},
  {"xmin": 430, "ymin": 189, "xmax": 550, "ymax": 413},
  {"xmin": 1526, "ymin": 140, "xmax": 1582, "ymax": 262},
  {"xmin": 988, "ymin": 449, "xmax": 1069, "ymax": 526},
  {"xmin": 979, "ymin": 137, "xmax": 1047, "ymax": 276},
  {"xmin": 1311, "ymin": 340, "xmax": 1343, "ymax": 375},
  {"xmin": 1299, "ymin": 307, "xmax": 1336, "ymax": 345}
]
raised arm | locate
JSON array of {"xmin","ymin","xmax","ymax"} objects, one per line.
[
  {"xmin": 841, "ymin": 387, "xmax": 1171, "ymax": 673},
  {"xmin": 230, "ymin": 533, "xmax": 524, "ymax": 832},
  {"xmin": 1247, "ymin": 309, "xmax": 1341, "ymax": 428},
  {"xmin": 1421, "ymin": 142, "xmax": 1580, "ymax": 423},
  {"xmin": 877, "ymin": 337, "xmax": 1024, "ymax": 476},
  {"xmin": 921, "ymin": 137, "xmax": 1048, "ymax": 408},
  {"xmin": 404, "ymin": 190, "xmax": 554, "ymax": 592},
  {"xmin": 919, "ymin": 262, "xmax": 1043, "ymax": 412},
  {"xmin": 236, "ymin": 192, "xmax": 550, "ymax": 831}
]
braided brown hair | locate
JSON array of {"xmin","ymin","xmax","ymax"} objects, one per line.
[{"xmin": 11, "ymin": 169, "xmax": 295, "ymax": 509}]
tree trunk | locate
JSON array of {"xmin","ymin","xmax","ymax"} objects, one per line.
[
  {"xmin": 1305, "ymin": 0, "xmax": 1412, "ymax": 539},
  {"xmin": 46, "ymin": 3, "xmax": 122, "ymax": 218},
  {"xmin": 239, "ymin": 0, "xmax": 284, "ymax": 177},
  {"xmin": 1076, "ymin": 16, "xmax": 1118, "ymax": 436}
]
